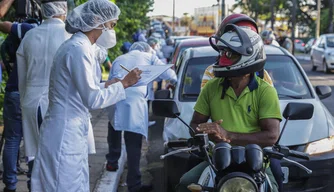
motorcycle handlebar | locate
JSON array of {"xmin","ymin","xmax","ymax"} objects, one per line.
[
  {"xmin": 165, "ymin": 140, "xmax": 189, "ymax": 148},
  {"xmin": 289, "ymin": 150, "xmax": 310, "ymax": 160}
]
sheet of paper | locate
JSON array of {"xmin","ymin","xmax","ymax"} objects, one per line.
[{"xmin": 132, "ymin": 64, "xmax": 173, "ymax": 87}]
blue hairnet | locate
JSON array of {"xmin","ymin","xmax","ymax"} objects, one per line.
[
  {"xmin": 66, "ymin": 0, "xmax": 121, "ymax": 33},
  {"xmin": 129, "ymin": 42, "xmax": 151, "ymax": 52},
  {"xmin": 120, "ymin": 42, "xmax": 132, "ymax": 54},
  {"xmin": 147, "ymin": 38, "xmax": 158, "ymax": 46}
]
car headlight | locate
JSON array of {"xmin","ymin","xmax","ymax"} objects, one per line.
[
  {"xmin": 218, "ymin": 176, "xmax": 257, "ymax": 192},
  {"xmin": 305, "ymin": 136, "xmax": 334, "ymax": 155}
]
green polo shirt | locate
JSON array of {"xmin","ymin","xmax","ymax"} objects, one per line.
[{"xmin": 194, "ymin": 75, "xmax": 282, "ymax": 134}]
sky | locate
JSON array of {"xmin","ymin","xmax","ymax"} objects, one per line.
[{"xmin": 148, "ymin": 0, "xmax": 235, "ymax": 18}]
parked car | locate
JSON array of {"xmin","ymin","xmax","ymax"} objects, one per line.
[
  {"xmin": 294, "ymin": 39, "xmax": 305, "ymax": 52},
  {"xmin": 155, "ymin": 45, "xmax": 334, "ymax": 192},
  {"xmin": 169, "ymin": 38, "xmax": 210, "ymax": 68},
  {"xmin": 311, "ymin": 34, "xmax": 334, "ymax": 73},
  {"xmin": 169, "ymin": 35, "xmax": 203, "ymax": 46},
  {"xmin": 304, "ymin": 38, "xmax": 316, "ymax": 54}
]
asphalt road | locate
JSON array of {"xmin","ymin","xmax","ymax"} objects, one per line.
[{"xmin": 143, "ymin": 57, "xmax": 334, "ymax": 192}]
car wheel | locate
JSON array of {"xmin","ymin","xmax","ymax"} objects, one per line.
[
  {"xmin": 311, "ymin": 58, "xmax": 317, "ymax": 71},
  {"xmin": 323, "ymin": 60, "xmax": 331, "ymax": 74}
]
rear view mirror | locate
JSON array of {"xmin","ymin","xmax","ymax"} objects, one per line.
[
  {"xmin": 315, "ymin": 85, "xmax": 332, "ymax": 100},
  {"xmin": 152, "ymin": 100, "xmax": 180, "ymax": 118},
  {"xmin": 154, "ymin": 90, "xmax": 171, "ymax": 100},
  {"xmin": 283, "ymin": 103, "xmax": 314, "ymax": 120}
]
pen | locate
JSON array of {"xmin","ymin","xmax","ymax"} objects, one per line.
[{"xmin": 120, "ymin": 64, "xmax": 131, "ymax": 73}]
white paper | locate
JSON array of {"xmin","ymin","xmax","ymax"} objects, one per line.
[{"xmin": 132, "ymin": 64, "xmax": 173, "ymax": 87}]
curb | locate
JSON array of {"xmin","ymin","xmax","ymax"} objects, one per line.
[{"xmin": 93, "ymin": 142, "xmax": 127, "ymax": 192}]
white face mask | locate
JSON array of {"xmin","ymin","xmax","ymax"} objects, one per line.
[{"xmin": 96, "ymin": 28, "xmax": 117, "ymax": 49}]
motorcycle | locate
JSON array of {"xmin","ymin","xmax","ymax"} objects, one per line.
[{"xmin": 152, "ymin": 100, "xmax": 314, "ymax": 192}]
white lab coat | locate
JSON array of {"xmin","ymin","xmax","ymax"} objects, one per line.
[
  {"xmin": 31, "ymin": 32, "xmax": 126, "ymax": 192},
  {"xmin": 86, "ymin": 44, "xmax": 108, "ymax": 154},
  {"xmin": 16, "ymin": 18, "xmax": 71, "ymax": 158},
  {"xmin": 108, "ymin": 50, "xmax": 176, "ymax": 138}
]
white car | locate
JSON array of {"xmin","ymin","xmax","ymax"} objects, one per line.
[
  {"xmin": 155, "ymin": 45, "xmax": 334, "ymax": 191},
  {"xmin": 310, "ymin": 34, "xmax": 334, "ymax": 73}
]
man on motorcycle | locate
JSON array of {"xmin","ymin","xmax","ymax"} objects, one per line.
[{"xmin": 176, "ymin": 25, "xmax": 282, "ymax": 192}]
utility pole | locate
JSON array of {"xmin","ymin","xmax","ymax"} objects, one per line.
[
  {"xmin": 172, "ymin": 0, "xmax": 175, "ymax": 32},
  {"xmin": 221, "ymin": 0, "xmax": 225, "ymax": 20},
  {"xmin": 270, "ymin": 0, "xmax": 275, "ymax": 30},
  {"xmin": 316, "ymin": 0, "xmax": 321, "ymax": 38},
  {"xmin": 217, "ymin": 0, "xmax": 225, "ymax": 20},
  {"xmin": 291, "ymin": 0, "xmax": 297, "ymax": 55}
]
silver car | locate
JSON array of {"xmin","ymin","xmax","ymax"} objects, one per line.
[
  {"xmin": 310, "ymin": 34, "xmax": 334, "ymax": 73},
  {"xmin": 156, "ymin": 45, "xmax": 334, "ymax": 191}
]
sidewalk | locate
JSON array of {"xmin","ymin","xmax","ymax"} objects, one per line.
[{"xmin": 0, "ymin": 109, "xmax": 123, "ymax": 192}]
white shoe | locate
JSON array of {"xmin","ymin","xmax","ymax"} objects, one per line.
[{"xmin": 148, "ymin": 121, "xmax": 156, "ymax": 126}]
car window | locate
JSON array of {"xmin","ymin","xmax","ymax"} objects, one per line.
[
  {"xmin": 179, "ymin": 56, "xmax": 217, "ymax": 101},
  {"xmin": 318, "ymin": 37, "xmax": 324, "ymax": 48},
  {"xmin": 326, "ymin": 36, "xmax": 334, "ymax": 47},
  {"xmin": 176, "ymin": 52, "xmax": 186, "ymax": 74},
  {"xmin": 265, "ymin": 55, "xmax": 312, "ymax": 99},
  {"xmin": 175, "ymin": 47, "xmax": 191, "ymax": 66}
]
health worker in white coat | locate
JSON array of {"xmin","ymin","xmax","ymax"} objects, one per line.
[
  {"xmin": 16, "ymin": 0, "xmax": 70, "ymax": 183},
  {"xmin": 30, "ymin": 1, "xmax": 142, "ymax": 191},
  {"xmin": 106, "ymin": 42, "xmax": 177, "ymax": 192}
]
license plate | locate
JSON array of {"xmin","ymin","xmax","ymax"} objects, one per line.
[{"xmin": 281, "ymin": 167, "xmax": 289, "ymax": 183}]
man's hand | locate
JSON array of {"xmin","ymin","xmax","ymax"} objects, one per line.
[
  {"xmin": 196, "ymin": 119, "xmax": 231, "ymax": 143},
  {"xmin": 165, "ymin": 83, "xmax": 175, "ymax": 90},
  {"xmin": 120, "ymin": 68, "xmax": 142, "ymax": 88},
  {"xmin": 104, "ymin": 78, "xmax": 120, "ymax": 88}
]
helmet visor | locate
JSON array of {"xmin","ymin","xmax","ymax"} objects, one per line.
[{"xmin": 219, "ymin": 48, "xmax": 241, "ymax": 67}]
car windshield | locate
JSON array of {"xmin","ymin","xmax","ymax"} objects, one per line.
[
  {"xmin": 178, "ymin": 55, "xmax": 311, "ymax": 101},
  {"xmin": 326, "ymin": 36, "xmax": 334, "ymax": 47},
  {"xmin": 265, "ymin": 55, "xmax": 311, "ymax": 99},
  {"xmin": 180, "ymin": 56, "xmax": 217, "ymax": 101}
]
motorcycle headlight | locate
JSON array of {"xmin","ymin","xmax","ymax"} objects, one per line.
[
  {"xmin": 218, "ymin": 173, "xmax": 258, "ymax": 192},
  {"xmin": 305, "ymin": 136, "xmax": 334, "ymax": 155}
]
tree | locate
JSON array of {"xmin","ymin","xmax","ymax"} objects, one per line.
[{"xmin": 232, "ymin": 0, "xmax": 322, "ymax": 37}]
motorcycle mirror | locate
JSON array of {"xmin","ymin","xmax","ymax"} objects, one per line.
[
  {"xmin": 152, "ymin": 99, "xmax": 180, "ymax": 118},
  {"xmin": 276, "ymin": 102, "xmax": 314, "ymax": 145},
  {"xmin": 282, "ymin": 102, "xmax": 314, "ymax": 120},
  {"xmin": 152, "ymin": 99, "xmax": 196, "ymax": 136}
]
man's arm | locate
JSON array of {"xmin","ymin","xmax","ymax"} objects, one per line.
[
  {"xmin": 0, "ymin": 21, "xmax": 12, "ymax": 33},
  {"xmin": 190, "ymin": 111, "xmax": 210, "ymax": 131},
  {"xmin": 227, "ymin": 118, "xmax": 280, "ymax": 147},
  {"xmin": 0, "ymin": 0, "xmax": 14, "ymax": 18}
]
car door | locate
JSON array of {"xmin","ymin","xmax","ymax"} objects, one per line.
[
  {"xmin": 317, "ymin": 37, "xmax": 326, "ymax": 64},
  {"xmin": 313, "ymin": 37, "xmax": 323, "ymax": 65}
]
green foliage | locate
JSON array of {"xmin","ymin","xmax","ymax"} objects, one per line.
[
  {"xmin": 233, "ymin": 0, "xmax": 331, "ymax": 37},
  {"xmin": 108, "ymin": 0, "xmax": 153, "ymax": 62}
]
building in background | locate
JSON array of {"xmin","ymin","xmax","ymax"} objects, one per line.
[{"xmin": 190, "ymin": 2, "xmax": 235, "ymax": 37}]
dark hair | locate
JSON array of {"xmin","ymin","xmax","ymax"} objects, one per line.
[{"xmin": 65, "ymin": 20, "xmax": 80, "ymax": 34}]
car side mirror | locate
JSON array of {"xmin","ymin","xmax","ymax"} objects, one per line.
[
  {"xmin": 315, "ymin": 85, "xmax": 332, "ymax": 100},
  {"xmin": 152, "ymin": 100, "xmax": 180, "ymax": 118},
  {"xmin": 154, "ymin": 90, "xmax": 171, "ymax": 99},
  {"xmin": 283, "ymin": 102, "xmax": 314, "ymax": 120}
]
